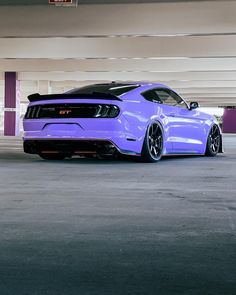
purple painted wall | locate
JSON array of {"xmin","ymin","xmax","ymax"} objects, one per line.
[
  {"xmin": 223, "ymin": 109, "xmax": 236, "ymax": 133},
  {"xmin": 4, "ymin": 72, "xmax": 16, "ymax": 108},
  {"xmin": 4, "ymin": 72, "xmax": 18, "ymax": 136},
  {"xmin": 4, "ymin": 112, "xmax": 16, "ymax": 136}
]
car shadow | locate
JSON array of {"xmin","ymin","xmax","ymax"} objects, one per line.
[{"xmin": 0, "ymin": 150, "xmax": 225, "ymax": 165}]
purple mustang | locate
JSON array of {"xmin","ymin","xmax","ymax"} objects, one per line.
[{"xmin": 23, "ymin": 82, "xmax": 223, "ymax": 162}]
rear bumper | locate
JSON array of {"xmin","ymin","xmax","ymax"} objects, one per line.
[
  {"xmin": 23, "ymin": 117, "xmax": 144, "ymax": 155},
  {"xmin": 23, "ymin": 135, "xmax": 141, "ymax": 156},
  {"xmin": 23, "ymin": 139, "xmax": 141, "ymax": 156},
  {"xmin": 23, "ymin": 139, "xmax": 133, "ymax": 156}
]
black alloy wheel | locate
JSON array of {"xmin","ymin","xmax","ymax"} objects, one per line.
[
  {"xmin": 205, "ymin": 125, "xmax": 220, "ymax": 156},
  {"xmin": 141, "ymin": 121, "xmax": 163, "ymax": 162}
]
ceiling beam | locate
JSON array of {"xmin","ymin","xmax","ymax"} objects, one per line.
[
  {"xmin": 171, "ymin": 88, "xmax": 236, "ymax": 94},
  {"xmin": 0, "ymin": 36, "xmax": 236, "ymax": 59},
  {"xmin": 2, "ymin": 58, "xmax": 236, "ymax": 72},
  {"xmin": 5, "ymin": 71, "xmax": 236, "ymax": 82}
]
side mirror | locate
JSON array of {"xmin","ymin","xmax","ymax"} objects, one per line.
[{"xmin": 189, "ymin": 101, "xmax": 199, "ymax": 110}]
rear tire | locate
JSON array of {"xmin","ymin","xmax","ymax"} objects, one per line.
[
  {"xmin": 205, "ymin": 125, "xmax": 220, "ymax": 157},
  {"xmin": 39, "ymin": 153, "xmax": 66, "ymax": 160},
  {"xmin": 141, "ymin": 121, "xmax": 164, "ymax": 163}
]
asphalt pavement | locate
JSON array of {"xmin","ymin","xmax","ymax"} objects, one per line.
[{"xmin": 0, "ymin": 135, "xmax": 235, "ymax": 295}]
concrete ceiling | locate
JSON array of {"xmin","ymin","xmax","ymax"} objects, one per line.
[
  {"xmin": 0, "ymin": 0, "xmax": 229, "ymax": 5},
  {"xmin": 0, "ymin": 0, "xmax": 236, "ymax": 107}
]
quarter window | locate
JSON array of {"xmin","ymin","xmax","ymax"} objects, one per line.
[
  {"xmin": 153, "ymin": 89, "xmax": 176, "ymax": 106},
  {"xmin": 142, "ymin": 90, "xmax": 162, "ymax": 103},
  {"xmin": 143, "ymin": 88, "xmax": 188, "ymax": 109}
]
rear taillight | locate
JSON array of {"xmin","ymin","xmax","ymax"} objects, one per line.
[
  {"xmin": 24, "ymin": 105, "xmax": 41, "ymax": 119},
  {"xmin": 94, "ymin": 105, "xmax": 119, "ymax": 118},
  {"xmin": 24, "ymin": 104, "xmax": 120, "ymax": 119}
]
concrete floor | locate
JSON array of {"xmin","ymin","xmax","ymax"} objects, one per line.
[{"xmin": 0, "ymin": 135, "xmax": 235, "ymax": 295}]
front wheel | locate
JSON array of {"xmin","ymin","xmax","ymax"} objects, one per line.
[
  {"xmin": 205, "ymin": 125, "xmax": 220, "ymax": 157},
  {"xmin": 141, "ymin": 121, "xmax": 164, "ymax": 163}
]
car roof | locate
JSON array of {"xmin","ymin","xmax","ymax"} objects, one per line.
[
  {"xmin": 93, "ymin": 81, "xmax": 168, "ymax": 87},
  {"xmin": 65, "ymin": 82, "xmax": 176, "ymax": 102},
  {"xmin": 91, "ymin": 81, "xmax": 172, "ymax": 91}
]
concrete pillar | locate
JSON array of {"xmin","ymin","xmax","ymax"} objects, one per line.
[
  {"xmin": 223, "ymin": 108, "xmax": 236, "ymax": 133},
  {"xmin": 4, "ymin": 72, "xmax": 20, "ymax": 136},
  {"xmin": 37, "ymin": 80, "xmax": 51, "ymax": 94}
]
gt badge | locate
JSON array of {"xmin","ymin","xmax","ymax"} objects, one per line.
[{"xmin": 59, "ymin": 110, "xmax": 72, "ymax": 115}]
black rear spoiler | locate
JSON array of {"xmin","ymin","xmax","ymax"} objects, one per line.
[{"xmin": 28, "ymin": 92, "xmax": 122, "ymax": 102}]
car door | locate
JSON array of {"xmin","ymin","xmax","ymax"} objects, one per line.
[{"xmin": 154, "ymin": 88, "xmax": 206, "ymax": 153}]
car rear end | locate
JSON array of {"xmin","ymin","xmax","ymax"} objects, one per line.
[{"xmin": 23, "ymin": 84, "xmax": 143, "ymax": 158}]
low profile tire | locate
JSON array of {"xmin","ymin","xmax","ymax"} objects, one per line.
[
  {"xmin": 141, "ymin": 121, "xmax": 164, "ymax": 163},
  {"xmin": 205, "ymin": 124, "xmax": 220, "ymax": 157},
  {"xmin": 39, "ymin": 153, "xmax": 66, "ymax": 160}
]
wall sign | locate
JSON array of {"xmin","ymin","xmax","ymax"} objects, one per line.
[
  {"xmin": 4, "ymin": 108, "xmax": 17, "ymax": 112},
  {"xmin": 49, "ymin": 0, "xmax": 73, "ymax": 4}
]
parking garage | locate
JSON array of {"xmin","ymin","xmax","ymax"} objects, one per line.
[{"xmin": 0, "ymin": 1, "xmax": 236, "ymax": 294}]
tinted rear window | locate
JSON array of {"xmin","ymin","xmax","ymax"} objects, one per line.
[{"xmin": 67, "ymin": 83, "xmax": 140, "ymax": 97}]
